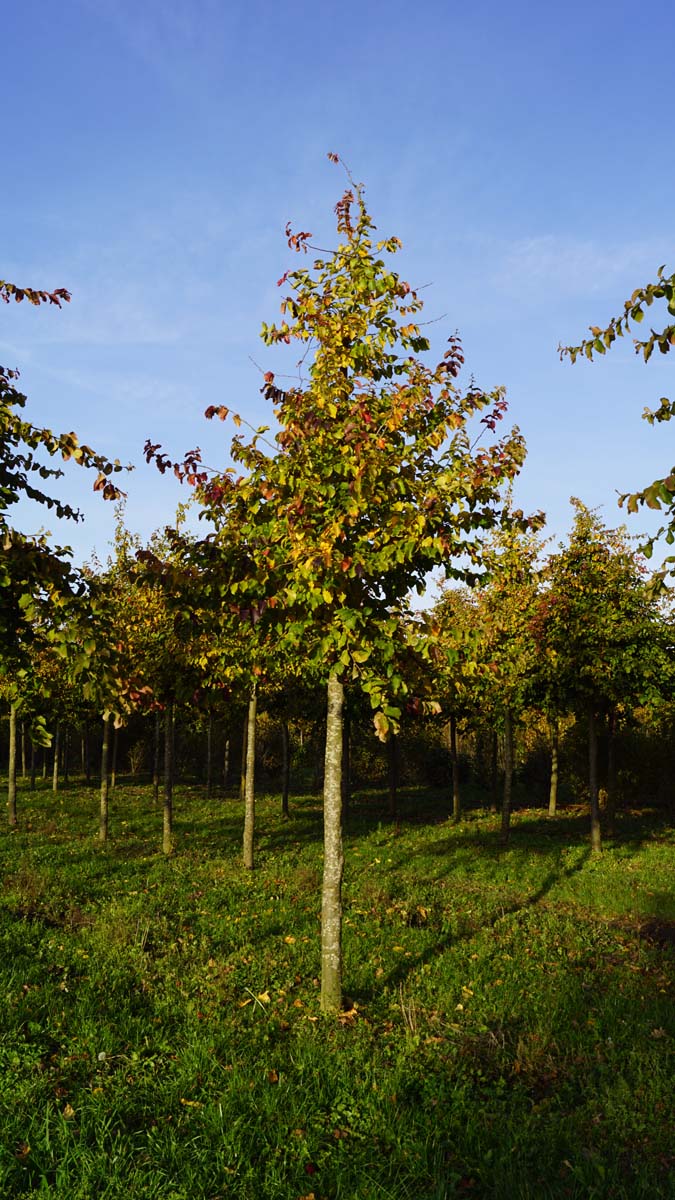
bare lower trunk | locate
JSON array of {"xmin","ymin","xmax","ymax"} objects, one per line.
[
  {"xmin": 449, "ymin": 714, "xmax": 460, "ymax": 821},
  {"xmin": 52, "ymin": 722, "xmax": 60, "ymax": 793},
  {"xmin": 30, "ymin": 740, "xmax": 36, "ymax": 792},
  {"xmin": 321, "ymin": 673, "xmax": 344, "ymax": 1015},
  {"xmin": 163, "ymin": 704, "xmax": 174, "ymax": 855},
  {"xmin": 281, "ymin": 720, "xmax": 290, "ymax": 819},
  {"xmin": 589, "ymin": 710, "xmax": 602, "ymax": 853},
  {"xmin": 500, "ymin": 710, "xmax": 513, "ymax": 845},
  {"xmin": 99, "ymin": 715, "xmax": 111, "ymax": 842},
  {"xmin": 152, "ymin": 711, "xmax": 160, "ymax": 805},
  {"xmin": 548, "ymin": 720, "xmax": 559, "ymax": 817},
  {"xmin": 20, "ymin": 722, "xmax": 26, "ymax": 780},
  {"xmin": 490, "ymin": 729, "xmax": 499, "ymax": 813},
  {"xmin": 239, "ymin": 712, "xmax": 249, "ymax": 803},
  {"xmin": 8, "ymin": 703, "xmax": 18, "ymax": 827},
  {"xmin": 242, "ymin": 686, "xmax": 257, "ymax": 869}
]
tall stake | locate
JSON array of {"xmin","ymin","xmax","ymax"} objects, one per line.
[
  {"xmin": 242, "ymin": 685, "xmax": 257, "ymax": 869},
  {"xmin": 8, "ymin": 703, "xmax": 18, "ymax": 827},
  {"xmin": 99, "ymin": 715, "xmax": 111, "ymax": 842}
]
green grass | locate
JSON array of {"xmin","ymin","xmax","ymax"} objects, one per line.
[{"xmin": 0, "ymin": 779, "xmax": 673, "ymax": 1198}]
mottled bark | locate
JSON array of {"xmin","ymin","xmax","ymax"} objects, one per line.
[
  {"xmin": 500, "ymin": 710, "xmax": 513, "ymax": 845},
  {"xmin": 8, "ymin": 703, "xmax": 18, "ymax": 827},
  {"xmin": 242, "ymin": 686, "xmax": 257, "ymax": 869},
  {"xmin": 281, "ymin": 720, "xmax": 290, "ymax": 819},
  {"xmin": 163, "ymin": 704, "xmax": 174, "ymax": 855},
  {"xmin": 321, "ymin": 673, "xmax": 344, "ymax": 1015},
  {"xmin": 99, "ymin": 715, "xmax": 111, "ymax": 843},
  {"xmin": 588, "ymin": 710, "xmax": 602, "ymax": 853},
  {"xmin": 548, "ymin": 720, "xmax": 559, "ymax": 817}
]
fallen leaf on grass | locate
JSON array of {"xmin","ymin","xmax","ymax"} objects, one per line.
[{"xmin": 62, "ymin": 1104, "xmax": 75, "ymax": 1120}]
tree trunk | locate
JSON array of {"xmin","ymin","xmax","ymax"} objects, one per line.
[
  {"xmin": 52, "ymin": 722, "xmax": 60, "ymax": 793},
  {"xmin": 63, "ymin": 726, "xmax": 69, "ymax": 786},
  {"xmin": 449, "ymin": 714, "xmax": 460, "ymax": 821},
  {"xmin": 110, "ymin": 724, "xmax": 118, "ymax": 791},
  {"xmin": 321, "ymin": 673, "xmax": 344, "ymax": 1015},
  {"xmin": 30, "ymin": 740, "xmax": 36, "ymax": 792},
  {"xmin": 152, "ymin": 711, "xmax": 160, "ymax": 805},
  {"xmin": 8, "ymin": 703, "xmax": 18, "ymax": 827},
  {"xmin": 20, "ymin": 722, "xmax": 26, "ymax": 780},
  {"xmin": 548, "ymin": 719, "xmax": 559, "ymax": 817},
  {"xmin": 588, "ymin": 710, "xmax": 602, "ymax": 853},
  {"xmin": 606, "ymin": 710, "xmax": 617, "ymax": 837},
  {"xmin": 281, "ymin": 720, "xmax": 290, "ymax": 819},
  {"xmin": 242, "ymin": 686, "xmax": 257, "ymax": 869},
  {"xmin": 500, "ymin": 710, "xmax": 513, "ymax": 845},
  {"xmin": 387, "ymin": 732, "xmax": 398, "ymax": 820},
  {"xmin": 99, "ymin": 715, "xmax": 111, "ymax": 842},
  {"xmin": 163, "ymin": 704, "xmax": 174, "ymax": 855},
  {"xmin": 41, "ymin": 747, "xmax": 47, "ymax": 780},
  {"xmin": 223, "ymin": 736, "xmax": 230, "ymax": 790},
  {"xmin": 206, "ymin": 712, "xmax": 213, "ymax": 798}
]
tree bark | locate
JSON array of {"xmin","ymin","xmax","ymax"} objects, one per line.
[
  {"xmin": 52, "ymin": 722, "xmax": 60, "ymax": 793},
  {"xmin": 281, "ymin": 720, "xmax": 290, "ymax": 819},
  {"xmin": 8, "ymin": 703, "xmax": 18, "ymax": 827},
  {"xmin": 30, "ymin": 739, "xmax": 36, "ymax": 792},
  {"xmin": 500, "ymin": 710, "xmax": 513, "ymax": 845},
  {"xmin": 490, "ymin": 729, "xmax": 499, "ymax": 813},
  {"xmin": 548, "ymin": 719, "xmax": 559, "ymax": 816},
  {"xmin": 321, "ymin": 673, "xmax": 344, "ymax": 1015},
  {"xmin": 163, "ymin": 704, "xmax": 174, "ymax": 855},
  {"xmin": 99, "ymin": 715, "xmax": 111, "ymax": 842},
  {"xmin": 588, "ymin": 710, "xmax": 602, "ymax": 853},
  {"xmin": 239, "ymin": 711, "xmax": 249, "ymax": 803},
  {"xmin": 242, "ymin": 686, "xmax": 257, "ymax": 869},
  {"xmin": 449, "ymin": 714, "xmax": 460, "ymax": 821},
  {"xmin": 20, "ymin": 722, "xmax": 26, "ymax": 780},
  {"xmin": 152, "ymin": 711, "xmax": 160, "ymax": 805}
]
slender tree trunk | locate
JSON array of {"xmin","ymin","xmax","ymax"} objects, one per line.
[
  {"xmin": 588, "ymin": 710, "xmax": 602, "ymax": 853},
  {"xmin": 239, "ymin": 712, "xmax": 249, "ymax": 803},
  {"xmin": 163, "ymin": 703, "xmax": 174, "ymax": 855},
  {"xmin": 41, "ymin": 748, "xmax": 47, "ymax": 781},
  {"xmin": 152, "ymin": 711, "xmax": 160, "ymax": 805},
  {"xmin": 99, "ymin": 715, "xmax": 111, "ymax": 842},
  {"xmin": 606, "ymin": 710, "xmax": 617, "ymax": 837},
  {"xmin": 242, "ymin": 686, "xmax": 258, "ymax": 869},
  {"xmin": 110, "ymin": 724, "xmax": 118, "ymax": 791},
  {"xmin": 321, "ymin": 673, "xmax": 344, "ymax": 1015},
  {"xmin": 387, "ymin": 732, "xmax": 398, "ymax": 820},
  {"xmin": 223, "ymin": 736, "xmax": 230, "ymax": 790},
  {"xmin": 20, "ymin": 722, "xmax": 26, "ymax": 780},
  {"xmin": 490, "ymin": 729, "xmax": 499, "ymax": 813},
  {"xmin": 548, "ymin": 719, "xmax": 559, "ymax": 817},
  {"xmin": 281, "ymin": 720, "xmax": 290, "ymax": 819},
  {"xmin": 449, "ymin": 714, "xmax": 460, "ymax": 821},
  {"xmin": 30, "ymin": 740, "xmax": 36, "ymax": 792},
  {"xmin": 500, "ymin": 710, "xmax": 513, "ymax": 845},
  {"xmin": 206, "ymin": 712, "xmax": 213, "ymax": 798},
  {"xmin": 52, "ymin": 722, "xmax": 60, "ymax": 793},
  {"xmin": 8, "ymin": 703, "xmax": 18, "ymax": 827}
]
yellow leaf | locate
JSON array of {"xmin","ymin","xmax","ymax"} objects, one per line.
[
  {"xmin": 257, "ymin": 991, "xmax": 271, "ymax": 1004},
  {"xmin": 284, "ymin": 935, "xmax": 296, "ymax": 944},
  {"xmin": 232, "ymin": 413, "xmax": 242, "ymax": 427},
  {"xmin": 62, "ymin": 1104, "xmax": 75, "ymax": 1120}
]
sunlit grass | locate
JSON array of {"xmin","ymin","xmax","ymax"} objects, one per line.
[{"xmin": 0, "ymin": 779, "xmax": 673, "ymax": 1198}]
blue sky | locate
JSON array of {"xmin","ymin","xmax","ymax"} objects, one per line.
[{"xmin": 4, "ymin": 0, "xmax": 673, "ymax": 568}]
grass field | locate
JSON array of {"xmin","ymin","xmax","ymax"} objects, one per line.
[{"xmin": 0, "ymin": 779, "xmax": 673, "ymax": 1199}]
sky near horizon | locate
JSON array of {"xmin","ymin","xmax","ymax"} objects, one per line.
[{"xmin": 3, "ymin": 0, "xmax": 673, "ymax": 571}]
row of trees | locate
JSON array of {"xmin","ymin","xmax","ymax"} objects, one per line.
[{"xmin": 2, "ymin": 158, "xmax": 673, "ymax": 1013}]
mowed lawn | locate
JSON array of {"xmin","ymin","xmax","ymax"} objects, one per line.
[{"xmin": 0, "ymin": 779, "xmax": 673, "ymax": 1199}]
